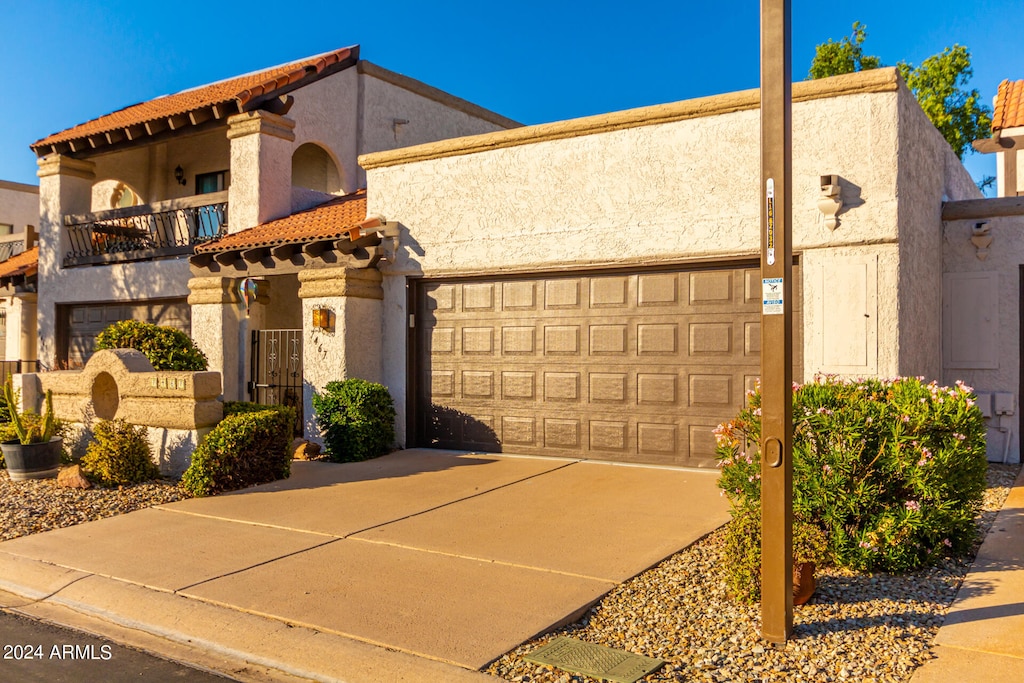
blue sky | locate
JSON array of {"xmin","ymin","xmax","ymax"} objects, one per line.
[{"xmin": 1, "ymin": 1, "xmax": 1018, "ymax": 188}]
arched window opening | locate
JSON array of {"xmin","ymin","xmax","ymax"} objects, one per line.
[{"xmin": 291, "ymin": 143, "xmax": 342, "ymax": 194}]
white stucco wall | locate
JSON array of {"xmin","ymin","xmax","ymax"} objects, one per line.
[{"xmin": 364, "ymin": 71, "xmax": 914, "ymax": 445}]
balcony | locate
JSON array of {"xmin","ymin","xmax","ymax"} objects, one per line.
[
  {"xmin": 63, "ymin": 191, "xmax": 228, "ymax": 267},
  {"xmin": 0, "ymin": 230, "xmax": 33, "ymax": 262}
]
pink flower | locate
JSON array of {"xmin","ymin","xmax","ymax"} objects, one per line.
[
  {"xmin": 942, "ymin": 538, "xmax": 952, "ymax": 548},
  {"xmin": 905, "ymin": 500, "xmax": 920, "ymax": 512}
]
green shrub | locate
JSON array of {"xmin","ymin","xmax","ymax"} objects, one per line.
[
  {"xmin": 721, "ymin": 505, "xmax": 831, "ymax": 603},
  {"xmin": 181, "ymin": 405, "xmax": 295, "ymax": 496},
  {"xmin": 312, "ymin": 379, "xmax": 395, "ymax": 462},
  {"xmin": 95, "ymin": 320, "xmax": 208, "ymax": 371},
  {"xmin": 716, "ymin": 376, "xmax": 988, "ymax": 574},
  {"xmin": 81, "ymin": 419, "xmax": 159, "ymax": 486}
]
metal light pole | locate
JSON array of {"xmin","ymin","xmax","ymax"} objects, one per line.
[{"xmin": 759, "ymin": 0, "xmax": 794, "ymax": 644}]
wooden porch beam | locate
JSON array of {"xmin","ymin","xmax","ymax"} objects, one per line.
[
  {"xmin": 167, "ymin": 114, "xmax": 190, "ymax": 131},
  {"xmin": 214, "ymin": 250, "xmax": 240, "ymax": 266},
  {"xmin": 271, "ymin": 243, "xmax": 300, "ymax": 260},
  {"xmin": 189, "ymin": 108, "xmax": 213, "ymax": 126},
  {"xmin": 242, "ymin": 247, "xmax": 269, "ymax": 263},
  {"xmin": 189, "ymin": 253, "xmax": 213, "ymax": 268},
  {"xmin": 144, "ymin": 119, "xmax": 168, "ymax": 136},
  {"xmin": 302, "ymin": 240, "xmax": 331, "ymax": 258},
  {"xmin": 942, "ymin": 196, "xmax": 1024, "ymax": 221},
  {"xmin": 105, "ymin": 129, "xmax": 126, "ymax": 145}
]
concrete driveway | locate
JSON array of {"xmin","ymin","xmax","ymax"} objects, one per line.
[{"xmin": 0, "ymin": 449, "xmax": 729, "ymax": 682}]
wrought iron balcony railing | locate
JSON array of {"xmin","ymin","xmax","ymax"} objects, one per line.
[{"xmin": 63, "ymin": 191, "xmax": 228, "ymax": 267}]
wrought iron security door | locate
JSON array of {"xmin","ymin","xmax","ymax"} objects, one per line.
[{"xmin": 250, "ymin": 329, "xmax": 303, "ymax": 432}]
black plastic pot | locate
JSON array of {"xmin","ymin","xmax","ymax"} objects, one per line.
[{"xmin": 1, "ymin": 438, "xmax": 63, "ymax": 480}]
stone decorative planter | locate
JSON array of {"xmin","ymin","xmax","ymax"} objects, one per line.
[
  {"xmin": 793, "ymin": 561, "xmax": 817, "ymax": 606},
  {"xmin": 1, "ymin": 438, "xmax": 63, "ymax": 480}
]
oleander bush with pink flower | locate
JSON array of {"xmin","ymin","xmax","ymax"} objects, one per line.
[{"xmin": 716, "ymin": 375, "xmax": 987, "ymax": 590}]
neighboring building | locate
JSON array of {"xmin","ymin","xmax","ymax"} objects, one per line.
[
  {"xmin": 974, "ymin": 79, "xmax": 1024, "ymax": 197},
  {"xmin": 32, "ymin": 44, "xmax": 519, "ymax": 400},
  {"xmin": 0, "ymin": 180, "xmax": 39, "ymax": 370}
]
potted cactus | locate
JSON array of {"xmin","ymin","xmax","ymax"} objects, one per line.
[{"xmin": 0, "ymin": 376, "xmax": 62, "ymax": 480}]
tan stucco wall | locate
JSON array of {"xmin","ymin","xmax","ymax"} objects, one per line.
[
  {"xmin": 289, "ymin": 67, "xmax": 360, "ymax": 195},
  {"xmin": 356, "ymin": 69, "xmax": 514, "ymax": 189},
  {"xmin": 365, "ymin": 73, "xmax": 914, "ymax": 445},
  {"xmin": 895, "ymin": 85, "xmax": 984, "ymax": 383},
  {"xmin": 89, "ymin": 130, "xmax": 230, "ymax": 206},
  {"xmin": 1, "ymin": 293, "xmax": 37, "ymax": 362},
  {"xmin": 0, "ymin": 180, "xmax": 39, "ymax": 232},
  {"xmin": 943, "ymin": 211, "xmax": 1023, "ymax": 462}
]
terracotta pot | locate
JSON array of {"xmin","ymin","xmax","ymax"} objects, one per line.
[
  {"xmin": 793, "ymin": 561, "xmax": 816, "ymax": 606},
  {"xmin": 1, "ymin": 438, "xmax": 63, "ymax": 481}
]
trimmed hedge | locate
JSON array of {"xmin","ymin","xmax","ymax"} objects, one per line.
[
  {"xmin": 715, "ymin": 375, "xmax": 988, "ymax": 600},
  {"xmin": 81, "ymin": 419, "xmax": 159, "ymax": 486},
  {"xmin": 95, "ymin": 320, "xmax": 208, "ymax": 371},
  {"xmin": 312, "ymin": 379, "xmax": 395, "ymax": 462},
  {"xmin": 181, "ymin": 403, "xmax": 295, "ymax": 497}
]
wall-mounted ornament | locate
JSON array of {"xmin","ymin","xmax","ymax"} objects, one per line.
[
  {"xmin": 817, "ymin": 174, "xmax": 843, "ymax": 231},
  {"xmin": 971, "ymin": 221, "xmax": 992, "ymax": 261}
]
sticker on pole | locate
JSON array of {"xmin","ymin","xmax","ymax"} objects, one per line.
[
  {"xmin": 766, "ymin": 178, "xmax": 776, "ymax": 266},
  {"xmin": 762, "ymin": 277, "xmax": 783, "ymax": 315}
]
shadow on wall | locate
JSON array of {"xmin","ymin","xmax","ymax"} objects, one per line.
[{"xmin": 426, "ymin": 404, "xmax": 500, "ymax": 453}]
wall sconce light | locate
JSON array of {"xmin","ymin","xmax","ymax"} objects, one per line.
[
  {"xmin": 817, "ymin": 174, "xmax": 843, "ymax": 231},
  {"xmin": 312, "ymin": 307, "xmax": 333, "ymax": 331},
  {"xmin": 174, "ymin": 165, "xmax": 186, "ymax": 186},
  {"xmin": 971, "ymin": 221, "xmax": 992, "ymax": 261}
]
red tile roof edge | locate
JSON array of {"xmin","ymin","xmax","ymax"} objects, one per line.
[
  {"xmin": 0, "ymin": 246, "xmax": 39, "ymax": 281},
  {"xmin": 32, "ymin": 46, "xmax": 357, "ymax": 151},
  {"xmin": 993, "ymin": 79, "xmax": 1024, "ymax": 132},
  {"xmin": 194, "ymin": 190, "xmax": 368, "ymax": 254}
]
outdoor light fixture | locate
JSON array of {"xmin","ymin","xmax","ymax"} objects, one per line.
[
  {"xmin": 312, "ymin": 307, "xmax": 333, "ymax": 330},
  {"xmin": 817, "ymin": 174, "xmax": 843, "ymax": 230},
  {"xmin": 174, "ymin": 165, "xmax": 186, "ymax": 186}
]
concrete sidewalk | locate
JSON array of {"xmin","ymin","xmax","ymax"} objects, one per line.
[
  {"xmin": 911, "ymin": 467, "xmax": 1024, "ymax": 683},
  {"xmin": 0, "ymin": 449, "xmax": 729, "ymax": 682}
]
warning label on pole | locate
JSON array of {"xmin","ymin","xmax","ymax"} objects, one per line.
[{"xmin": 762, "ymin": 278, "xmax": 783, "ymax": 315}]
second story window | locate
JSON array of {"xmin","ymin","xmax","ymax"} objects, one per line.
[
  {"xmin": 196, "ymin": 171, "xmax": 228, "ymax": 195},
  {"xmin": 0, "ymin": 223, "xmax": 12, "ymax": 236}
]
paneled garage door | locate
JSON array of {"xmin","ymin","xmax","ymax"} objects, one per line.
[
  {"xmin": 412, "ymin": 264, "xmax": 802, "ymax": 468},
  {"xmin": 60, "ymin": 298, "xmax": 191, "ymax": 369}
]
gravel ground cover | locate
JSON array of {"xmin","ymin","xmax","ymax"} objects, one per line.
[
  {"xmin": 488, "ymin": 463, "xmax": 1021, "ymax": 683},
  {"xmin": 0, "ymin": 471, "xmax": 189, "ymax": 542}
]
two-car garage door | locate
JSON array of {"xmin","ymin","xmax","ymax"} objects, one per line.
[{"xmin": 412, "ymin": 263, "xmax": 801, "ymax": 468}]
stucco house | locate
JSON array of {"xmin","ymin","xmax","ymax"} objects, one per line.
[
  {"xmin": 0, "ymin": 179, "xmax": 39, "ymax": 371},
  {"xmin": 32, "ymin": 44, "xmax": 520, "ymax": 422}
]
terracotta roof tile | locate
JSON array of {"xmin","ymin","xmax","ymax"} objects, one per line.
[
  {"xmin": 32, "ymin": 46, "xmax": 356, "ymax": 151},
  {"xmin": 194, "ymin": 190, "xmax": 368, "ymax": 254},
  {"xmin": 0, "ymin": 246, "xmax": 38, "ymax": 282},
  {"xmin": 993, "ymin": 79, "xmax": 1024, "ymax": 132}
]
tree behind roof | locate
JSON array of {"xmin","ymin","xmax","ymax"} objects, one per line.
[{"xmin": 808, "ymin": 22, "xmax": 991, "ymax": 160}]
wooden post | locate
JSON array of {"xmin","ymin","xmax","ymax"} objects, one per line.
[{"xmin": 759, "ymin": 0, "xmax": 794, "ymax": 644}]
